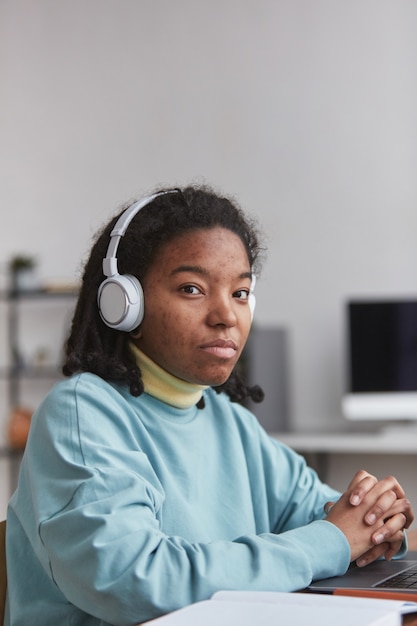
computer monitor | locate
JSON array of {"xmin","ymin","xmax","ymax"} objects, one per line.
[{"xmin": 342, "ymin": 299, "xmax": 417, "ymax": 421}]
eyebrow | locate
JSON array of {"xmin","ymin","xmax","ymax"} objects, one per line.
[
  {"xmin": 170, "ymin": 265, "xmax": 252, "ymax": 280},
  {"xmin": 170, "ymin": 265, "xmax": 208, "ymax": 276}
]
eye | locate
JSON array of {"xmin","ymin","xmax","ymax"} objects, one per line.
[
  {"xmin": 181, "ymin": 284, "xmax": 202, "ymax": 295},
  {"xmin": 233, "ymin": 289, "xmax": 250, "ymax": 301}
]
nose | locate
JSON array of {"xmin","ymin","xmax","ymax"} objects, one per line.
[{"xmin": 207, "ymin": 292, "xmax": 237, "ymax": 327}]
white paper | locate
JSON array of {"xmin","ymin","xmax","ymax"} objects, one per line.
[{"xmin": 147, "ymin": 591, "xmax": 417, "ymax": 626}]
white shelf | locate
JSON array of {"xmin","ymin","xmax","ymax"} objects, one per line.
[{"xmin": 271, "ymin": 429, "xmax": 417, "ymax": 455}]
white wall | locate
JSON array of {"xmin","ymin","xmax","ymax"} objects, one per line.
[{"xmin": 1, "ymin": 0, "xmax": 416, "ymax": 443}]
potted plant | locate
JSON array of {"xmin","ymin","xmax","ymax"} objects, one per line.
[{"xmin": 9, "ymin": 255, "xmax": 38, "ymax": 292}]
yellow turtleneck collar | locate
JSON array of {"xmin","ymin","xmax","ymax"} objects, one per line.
[{"xmin": 130, "ymin": 343, "xmax": 208, "ymax": 409}]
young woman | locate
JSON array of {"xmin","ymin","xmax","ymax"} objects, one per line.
[{"xmin": 5, "ymin": 186, "xmax": 413, "ymax": 625}]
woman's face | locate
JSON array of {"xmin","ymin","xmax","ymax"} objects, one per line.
[{"xmin": 134, "ymin": 227, "xmax": 253, "ymax": 387}]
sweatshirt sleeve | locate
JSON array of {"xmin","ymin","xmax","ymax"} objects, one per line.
[{"xmin": 18, "ymin": 376, "xmax": 350, "ymax": 626}]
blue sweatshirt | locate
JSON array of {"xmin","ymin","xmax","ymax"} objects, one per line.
[{"xmin": 5, "ymin": 373, "xmax": 349, "ymax": 625}]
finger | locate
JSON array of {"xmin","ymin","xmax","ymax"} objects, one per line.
[
  {"xmin": 372, "ymin": 516, "xmax": 406, "ymax": 545},
  {"xmin": 387, "ymin": 498, "xmax": 414, "ymax": 529},
  {"xmin": 376, "ymin": 475, "xmax": 405, "ymax": 500},
  {"xmin": 364, "ymin": 489, "xmax": 397, "ymax": 525},
  {"xmin": 371, "ymin": 498, "xmax": 413, "ymax": 531},
  {"xmin": 347, "ymin": 471, "xmax": 378, "ymax": 506},
  {"xmin": 364, "ymin": 537, "xmax": 405, "ymax": 563},
  {"xmin": 384, "ymin": 539, "xmax": 404, "ymax": 561},
  {"xmin": 351, "ymin": 474, "xmax": 406, "ymax": 508},
  {"xmin": 324, "ymin": 501, "xmax": 335, "ymax": 516},
  {"xmin": 356, "ymin": 542, "xmax": 391, "ymax": 567},
  {"xmin": 402, "ymin": 500, "xmax": 415, "ymax": 529},
  {"xmin": 345, "ymin": 469, "xmax": 376, "ymax": 492}
]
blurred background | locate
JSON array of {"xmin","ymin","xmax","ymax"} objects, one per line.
[{"xmin": 1, "ymin": 1, "xmax": 416, "ymax": 496}]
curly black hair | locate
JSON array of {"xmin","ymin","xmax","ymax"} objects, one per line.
[{"xmin": 63, "ymin": 184, "xmax": 265, "ymax": 405}]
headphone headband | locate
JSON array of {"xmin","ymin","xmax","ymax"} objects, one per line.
[{"xmin": 102, "ymin": 192, "xmax": 169, "ymax": 278}]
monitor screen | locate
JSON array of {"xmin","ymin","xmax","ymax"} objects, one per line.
[{"xmin": 342, "ymin": 299, "xmax": 417, "ymax": 420}]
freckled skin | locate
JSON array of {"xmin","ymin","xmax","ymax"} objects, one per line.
[{"xmin": 133, "ymin": 227, "xmax": 253, "ymax": 387}]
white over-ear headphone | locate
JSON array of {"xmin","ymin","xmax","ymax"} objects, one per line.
[
  {"xmin": 97, "ymin": 191, "xmax": 257, "ymax": 331},
  {"xmin": 248, "ymin": 274, "xmax": 256, "ymax": 321},
  {"xmin": 97, "ymin": 192, "xmax": 166, "ymax": 332}
]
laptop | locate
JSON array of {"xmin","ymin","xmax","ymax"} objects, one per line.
[{"xmin": 309, "ymin": 555, "xmax": 417, "ymax": 595}]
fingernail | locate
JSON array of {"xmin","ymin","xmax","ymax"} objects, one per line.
[
  {"xmin": 367, "ymin": 514, "xmax": 376, "ymax": 525},
  {"xmin": 351, "ymin": 495, "xmax": 360, "ymax": 505},
  {"xmin": 357, "ymin": 557, "xmax": 367, "ymax": 567},
  {"xmin": 374, "ymin": 533, "xmax": 384, "ymax": 544}
]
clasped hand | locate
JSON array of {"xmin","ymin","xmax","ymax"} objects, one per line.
[{"xmin": 325, "ymin": 470, "xmax": 414, "ymax": 566}]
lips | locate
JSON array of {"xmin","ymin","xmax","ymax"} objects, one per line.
[{"xmin": 200, "ymin": 339, "xmax": 238, "ymax": 359}]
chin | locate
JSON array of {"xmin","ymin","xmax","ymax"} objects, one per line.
[
  {"xmin": 202, "ymin": 372, "xmax": 233, "ymax": 387},
  {"xmin": 188, "ymin": 363, "xmax": 236, "ymax": 387}
]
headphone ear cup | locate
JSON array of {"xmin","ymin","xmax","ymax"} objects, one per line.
[
  {"xmin": 97, "ymin": 274, "xmax": 144, "ymax": 332},
  {"xmin": 248, "ymin": 275, "xmax": 256, "ymax": 321},
  {"xmin": 249, "ymin": 292, "xmax": 256, "ymax": 321}
]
